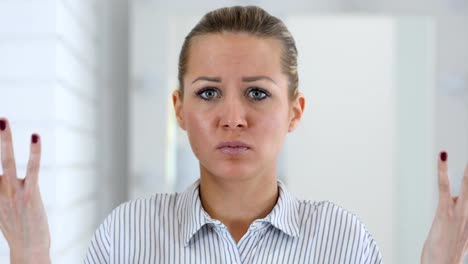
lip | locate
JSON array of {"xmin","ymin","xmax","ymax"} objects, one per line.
[{"xmin": 216, "ymin": 140, "xmax": 251, "ymax": 155}]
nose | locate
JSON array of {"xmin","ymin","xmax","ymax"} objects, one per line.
[{"xmin": 219, "ymin": 98, "xmax": 247, "ymax": 130}]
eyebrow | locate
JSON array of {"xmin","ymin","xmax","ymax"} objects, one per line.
[
  {"xmin": 191, "ymin": 76, "xmax": 277, "ymax": 84},
  {"xmin": 191, "ymin": 76, "xmax": 221, "ymax": 83}
]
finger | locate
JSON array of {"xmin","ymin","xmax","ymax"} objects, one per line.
[
  {"xmin": 437, "ymin": 151, "xmax": 452, "ymax": 204},
  {"xmin": 0, "ymin": 118, "xmax": 18, "ymax": 185},
  {"xmin": 461, "ymin": 161, "xmax": 468, "ymax": 202},
  {"xmin": 25, "ymin": 133, "xmax": 41, "ymax": 189}
]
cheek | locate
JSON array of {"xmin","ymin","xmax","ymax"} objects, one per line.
[
  {"xmin": 252, "ymin": 110, "xmax": 289, "ymax": 142},
  {"xmin": 259, "ymin": 101, "xmax": 290, "ymax": 127},
  {"xmin": 184, "ymin": 108, "xmax": 214, "ymax": 148}
]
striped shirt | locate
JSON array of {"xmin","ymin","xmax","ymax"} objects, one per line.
[{"xmin": 84, "ymin": 179, "xmax": 382, "ymax": 263}]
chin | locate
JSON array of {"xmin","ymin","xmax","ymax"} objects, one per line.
[{"xmin": 202, "ymin": 161, "xmax": 258, "ymax": 181}]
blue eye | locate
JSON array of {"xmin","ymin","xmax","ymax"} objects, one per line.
[
  {"xmin": 247, "ymin": 88, "xmax": 269, "ymax": 101},
  {"xmin": 197, "ymin": 88, "xmax": 220, "ymax": 100}
]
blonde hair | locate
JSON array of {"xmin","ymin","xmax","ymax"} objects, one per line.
[{"xmin": 178, "ymin": 5, "xmax": 299, "ymax": 100}]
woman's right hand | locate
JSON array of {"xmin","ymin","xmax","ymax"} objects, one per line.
[
  {"xmin": 0, "ymin": 118, "xmax": 51, "ymax": 264},
  {"xmin": 421, "ymin": 152, "xmax": 468, "ymax": 263}
]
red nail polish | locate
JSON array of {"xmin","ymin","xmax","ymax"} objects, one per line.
[
  {"xmin": 32, "ymin": 134, "xmax": 39, "ymax": 144},
  {"xmin": 440, "ymin": 151, "xmax": 447, "ymax": 162},
  {"xmin": 0, "ymin": 120, "xmax": 5, "ymax": 131}
]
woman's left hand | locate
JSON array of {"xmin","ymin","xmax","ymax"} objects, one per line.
[{"xmin": 421, "ymin": 151, "xmax": 468, "ymax": 264}]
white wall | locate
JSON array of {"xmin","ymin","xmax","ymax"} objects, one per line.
[
  {"xmin": 0, "ymin": 0, "xmax": 105, "ymax": 262},
  {"xmin": 129, "ymin": 3, "xmax": 174, "ymax": 198},
  {"xmin": 98, "ymin": 0, "xmax": 130, "ymax": 222},
  {"xmin": 394, "ymin": 18, "xmax": 437, "ymax": 264}
]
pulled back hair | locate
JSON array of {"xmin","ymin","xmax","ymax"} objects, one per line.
[{"xmin": 177, "ymin": 6, "xmax": 299, "ymax": 100}]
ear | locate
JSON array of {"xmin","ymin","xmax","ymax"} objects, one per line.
[
  {"xmin": 172, "ymin": 90, "xmax": 186, "ymax": 130},
  {"xmin": 288, "ymin": 92, "xmax": 305, "ymax": 132}
]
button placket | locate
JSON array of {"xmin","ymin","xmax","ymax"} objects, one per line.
[
  {"xmin": 238, "ymin": 224, "xmax": 272, "ymax": 263},
  {"xmin": 213, "ymin": 224, "xmax": 243, "ymax": 264}
]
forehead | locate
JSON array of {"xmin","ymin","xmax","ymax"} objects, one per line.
[{"xmin": 186, "ymin": 32, "xmax": 284, "ymax": 80}]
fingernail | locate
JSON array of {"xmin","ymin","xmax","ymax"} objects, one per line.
[
  {"xmin": 440, "ymin": 151, "xmax": 447, "ymax": 162},
  {"xmin": 32, "ymin": 134, "xmax": 39, "ymax": 144},
  {"xmin": 0, "ymin": 120, "xmax": 5, "ymax": 131}
]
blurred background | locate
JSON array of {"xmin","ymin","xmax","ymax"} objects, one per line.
[{"xmin": 0, "ymin": 0, "xmax": 467, "ymax": 263}]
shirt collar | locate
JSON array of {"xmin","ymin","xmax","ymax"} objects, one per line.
[
  {"xmin": 176, "ymin": 179, "xmax": 301, "ymax": 247},
  {"xmin": 175, "ymin": 179, "xmax": 211, "ymax": 247},
  {"xmin": 266, "ymin": 180, "xmax": 301, "ymax": 238}
]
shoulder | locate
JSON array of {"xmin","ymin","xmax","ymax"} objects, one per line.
[
  {"xmin": 294, "ymin": 200, "xmax": 382, "ymax": 263},
  {"xmin": 85, "ymin": 192, "xmax": 182, "ymax": 262},
  {"xmin": 298, "ymin": 200, "xmax": 382, "ymax": 258},
  {"xmin": 298, "ymin": 199, "xmax": 368, "ymax": 229},
  {"xmin": 104, "ymin": 192, "xmax": 180, "ymax": 229}
]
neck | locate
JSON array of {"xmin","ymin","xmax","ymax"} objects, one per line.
[{"xmin": 199, "ymin": 168, "xmax": 279, "ymax": 242}]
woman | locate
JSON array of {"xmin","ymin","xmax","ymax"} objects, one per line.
[{"xmin": 0, "ymin": 5, "xmax": 467, "ymax": 264}]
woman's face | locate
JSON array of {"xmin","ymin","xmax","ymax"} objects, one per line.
[{"xmin": 173, "ymin": 32, "xmax": 304, "ymax": 181}]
